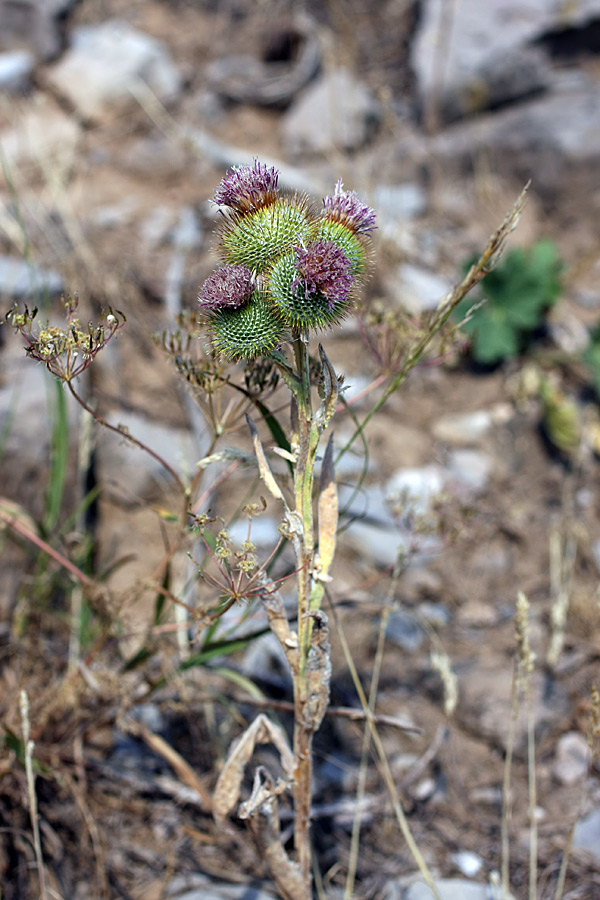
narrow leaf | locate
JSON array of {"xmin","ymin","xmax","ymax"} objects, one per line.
[
  {"xmin": 246, "ymin": 414, "xmax": 287, "ymax": 507},
  {"xmin": 317, "ymin": 433, "xmax": 338, "ymax": 580}
]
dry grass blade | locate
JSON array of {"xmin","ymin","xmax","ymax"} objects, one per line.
[
  {"xmin": 317, "ymin": 434, "xmax": 337, "ymax": 581},
  {"xmin": 246, "ymin": 414, "xmax": 287, "ymax": 506},
  {"xmin": 243, "ymin": 786, "xmax": 305, "ymax": 900},
  {"xmin": 213, "ymin": 713, "xmax": 294, "ymax": 826}
]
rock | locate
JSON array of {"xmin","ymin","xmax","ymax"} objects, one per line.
[
  {"xmin": 433, "ymin": 410, "xmax": 493, "ymax": 446},
  {"xmin": 344, "ymin": 519, "xmax": 442, "ymax": 569},
  {"xmin": 283, "ymin": 67, "xmax": 380, "ymax": 155},
  {"xmin": 205, "ymin": 17, "xmax": 320, "ymax": 106},
  {"xmin": 0, "ymin": 95, "xmax": 81, "ymax": 182},
  {"xmin": 166, "ymin": 873, "xmax": 279, "ymax": 900},
  {"xmin": 0, "ymin": 255, "xmax": 63, "ymax": 300},
  {"xmin": 390, "ymin": 264, "xmax": 450, "ymax": 314},
  {"xmin": 227, "ymin": 516, "xmax": 281, "ymax": 551},
  {"xmin": 428, "ymin": 82, "xmax": 600, "ymax": 213},
  {"xmin": 0, "ymin": 0, "xmax": 74, "ymax": 61},
  {"xmin": 553, "ymin": 731, "xmax": 591, "ymax": 785},
  {"xmin": 386, "ymin": 608, "xmax": 425, "ymax": 652},
  {"xmin": 373, "ymin": 183, "xmax": 427, "ymax": 222},
  {"xmin": 386, "ymin": 465, "xmax": 447, "ymax": 519},
  {"xmin": 451, "ymin": 850, "xmax": 483, "ymax": 877},
  {"xmin": 446, "ymin": 449, "xmax": 493, "ymax": 494},
  {"xmin": 401, "ymin": 878, "xmax": 493, "ymax": 900},
  {"xmin": 45, "ymin": 20, "xmax": 182, "ymax": 122},
  {"xmin": 0, "ymin": 50, "xmax": 34, "ymax": 92},
  {"xmin": 412, "ymin": 0, "xmax": 600, "ymax": 123},
  {"xmin": 573, "ymin": 807, "xmax": 600, "ymax": 862}
]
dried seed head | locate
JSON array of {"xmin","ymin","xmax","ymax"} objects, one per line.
[
  {"xmin": 214, "ymin": 159, "xmax": 279, "ymax": 213},
  {"xmin": 199, "ymin": 265, "xmax": 254, "ymax": 311}
]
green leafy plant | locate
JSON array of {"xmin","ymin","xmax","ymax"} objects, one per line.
[{"xmin": 454, "ymin": 239, "xmax": 563, "ymax": 364}]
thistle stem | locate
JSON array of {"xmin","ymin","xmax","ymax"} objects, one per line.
[{"xmin": 290, "ymin": 333, "xmax": 319, "ymax": 892}]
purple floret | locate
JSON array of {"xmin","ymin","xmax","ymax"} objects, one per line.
[
  {"xmin": 199, "ymin": 265, "xmax": 254, "ymax": 311},
  {"xmin": 294, "ymin": 240, "xmax": 354, "ymax": 310},
  {"xmin": 214, "ymin": 159, "xmax": 280, "ymax": 212},
  {"xmin": 322, "ymin": 180, "xmax": 377, "ymax": 235}
]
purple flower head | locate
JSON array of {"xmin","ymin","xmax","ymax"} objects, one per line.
[
  {"xmin": 294, "ymin": 240, "xmax": 354, "ymax": 310},
  {"xmin": 214, "ymin": 159, "xmax": 280, "ymax": 212},
  {"xmin": 199, "ymin": 265, "xmax": 254, "ymax": 311},
  {"xmin": 322, "ymin": 180, "xmax": 377, "ymax": 235}
]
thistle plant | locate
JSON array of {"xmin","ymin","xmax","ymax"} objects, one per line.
[{"xmin": 204, "ymin": 161, "xmax": 376, "ymax": 898}]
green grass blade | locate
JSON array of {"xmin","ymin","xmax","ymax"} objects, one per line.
[{"xmin": 43, "ymin": 377, "xmax": 69, "ymax": 534}]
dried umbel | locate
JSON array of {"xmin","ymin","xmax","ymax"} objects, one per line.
[{"xmin": 200, "ymin": 161, "xmax": 376, "ymax": 359}]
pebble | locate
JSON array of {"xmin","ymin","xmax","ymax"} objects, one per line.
[
  {"xmin": 373, "ymin": 182, "xmax": 427, "ymax": 221},
  {"xmin": 553, "ymin": 731, "xmax": 591, "ymax": 785},
  {"xmin": 386, "ymin": 465, "xmax": 447, "ymax": 518},
  {"xmin": 386, "ymin": 608, "xmax": 425, "ymax": 652},
  {"xmin": 451, "ymin": 850, "xmax": 483, "ymax": 877},
  {"xmin": 166, "ymin": 873, "xmax": 278, "ymax": 900},
  {"xmin": 0, "ymin": 96, "xmax": 81, "ymax": 182},
  {"xmin": 399, "ymin": 878, "xmax": 493, "ymax": 900}
]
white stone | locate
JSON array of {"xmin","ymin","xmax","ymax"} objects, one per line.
[
  {"xmin": 45, "ymin": 20, "xmax": 182, "ymax": 122},
  {"xmin": 373, "ymin": 183, "xmax": 427, "ymax": 221},
  {"xmin": 451, "ymin": 850, "xmax": 483, "ymax": 877},
  {"xmin": 392, "ymin": 264, "xmax": 450, "ymax": 314},
  {"xmin": 553, "ymin": 731, "xmax": 591, "ymax": 785},
  {"xmin": 402, "ymin": 878, "xmax": 493, "ymax": 900},
  {"xmin": 573, "ymin": 807, "xmax": 600, "ymax": 862}
]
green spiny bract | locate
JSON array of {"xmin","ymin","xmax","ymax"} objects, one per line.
[
  {"xmin": 201, "ymin": 161, "xmax": 376, "ymax": 361},
  {"xmin": 207, "ymin": 292, "xmax": 285, "ymax": 362},
  {"xmin": 268, "ymin": 251, "xmax": 351, "ymax": 331},
  {"xmin": 219, "ymin": 196, "xmax": 312, "ymax": 274}
]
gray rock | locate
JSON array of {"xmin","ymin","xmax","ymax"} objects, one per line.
[
  {"xmin": 373, "ymin": 183, "xmax": 427, "ymax": 221},
  {"xmin": 0, "ymin": 50, "xmax": 34, "ymax": 92},
  {"xmin": 553, "ymin": 731, "xmax": 591, "ymax": 785},
  {"xmin": 0, "ymin": 255, "xmax": 63, "ymax": 300},
  {"xmin": 451, "ymin": 851, "xmax": 483, "ymax": 877},
  {"xmin": 433, "ymin": 410, "xmax": 493, "ymax": 446},
  {"xmin": 166, "ymin": 873, "xmax": 279, "ymax": 900},
  {"xmin": 401, "ymin": 878, "xmax": 492, "ymax": 900},
  {"xmin": 391, "ymin": 264, "xmax": 450, "ymax": 314},
  {"xmin": 573, "ymin": 807, "xmax": 600, "ymax": 862},
  {"xmin": 0, "ymin": 0, "xmax": 74, "ymax": 61},
  {"xmin": 412, "ymin": 0, "xmax": 600, "ymax": 123},
  {"xmin": 344, "ymin": 518, "xmax": 442, "ymax": 569},
  {"xmin": 283, "ymin": 67, "xmax": 380, "ymax": 155},
  {"xmin": 386, "ymin": 465, "xmax": 447, "ymax": 518},
  {"xmin": 386, "ymin": 608, "xmax": 425, "ymax": 652},
  {"xmin": 446, "ymin": 449, "xmax": 493, "ymax": 494},
  {"xmin": 45, "ymin": 20, "xmax": 182, "ymax": 122},
  {"xmin": 428, "ymin": 82, "xmax": 600, "ymax": 210}
]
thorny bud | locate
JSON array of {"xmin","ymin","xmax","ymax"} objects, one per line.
[{"xmin": 202, "ymin": 162, "xmax": 376, "ymax": 360}]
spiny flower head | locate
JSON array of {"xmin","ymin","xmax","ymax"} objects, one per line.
[
  {"xmin": 202, "ymin": 162, "xmax": 376, "ymax": 360},
  {"xmin": 293, "ymin": 240, "xmax": 353, "ymax": 311},
  {"xmin": 198, "ymin": 265, "xmax": 254, "ymax": 311},
  {"xmin": 214, "ymin": 159, "xmax": 279, "ymax": 213},
  {"xmin": 322, "ymin": 180, "xmax": 377, "ymax": 235}
]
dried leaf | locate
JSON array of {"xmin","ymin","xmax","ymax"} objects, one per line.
[
  {"xmin": 196, "ymin": 447, "xmax": 255, "ymax": 469},
  {"xmin": 316, "ymin": 344, "xmax": 340, "ymax": 429},
  {"xmin": 317, "ymin": 434, "xmax": 337, "ymax": 580},
  {"xmin": 305, "ymin": 610, "xmax": 331, "ymax": 731},
  {"xmin": 246, "ymin": 414, "xmax": 287, "ymax": 507},
  {"xmin": 213, "ymin": 714, "xmax": 293, "ymax": 825},
  {"xmin": 243, "ymin": 785, "xmax": 305, "ymax": 900}
]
